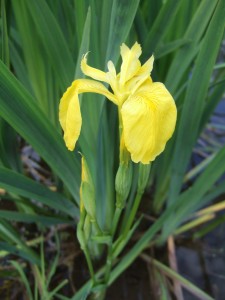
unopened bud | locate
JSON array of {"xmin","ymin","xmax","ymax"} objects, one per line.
[
  {"xmin": 115, "ymin": 161, "xmax": 133, "ymax": 208},
  {"xmin": 80, "ymin": 156, "xmax": 96, "ymax": 220},
  {"xmin": 84, "ymin": 214, "xmax": 92, "ymax": 241},
  {"xmin": 77, "ymin": 222, "xmax": 86, "ymax": 250},
  {"xmin": 138, "ymin": 163, "xmax": 151, "ymax": 194}
]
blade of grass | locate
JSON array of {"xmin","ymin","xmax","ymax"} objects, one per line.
[
  {"xmin": 200, "ymin": 77, "xmax": 225, "ymax": 131},
  {"xmin": 23, "ymin": 0, "xmax": 75, "ymax": 90},
  {"xmin": 0, "ymin": 211, "xmax": 73, "ymax": 226},
  {"xmin": 0, "ymin": 61, "xmax": 80, "ymax": 202},
  {"xmin": 74, "ymin": 8, "xmax": 91, "ymax": 79},
  {"xmin": 141, "ymin": 255, "xmax": 214, "ymax": 300},
  {"xmin": 194, "ymin": 213, "xmax": 225, "ymax": 239},
  {"xmin": 0, "ymin": 0, "xmax": 22, "ymax": 172},
  {"xmin": 46, "ymin": 234, "xmax": 60, "ymax": 288},
  {"xmin": 1, "ymin": 0, "xmax": 9, "ymax": 66},
  {"xmin": 165, "ymin": 0, "xmax": 218, "ymax": 92},
  {"xmin": 143, "ymin": 0, "xmax": 182, "ymax": 60},
  {"xmin": 154, "ymin": 0, "xmax": 220, "ymax": 211},
  {"xmin": 10, "ymin": 260, "xmax": 34, "ymax": 300},
  {"xmin": 74, "ymin": 0, "xmax": 89, "ymax": 47},
  {"xmin": 155, "ymin": 39, "xmax": 191, "ymax": 59},
  {"xmin": 105, "ymin": 0, "xmax": 140, "ymax": 63},
  {"xmin": 162, "ymin": 145, "xmax": 225, "ymax": 239},
  {"xmin": 0, "ymin": 220, "xmax": 40, "ymax": 264},
  {"xmin": 0, "ymin": 167, "xmax": 78, "ymax": 217},
  {"xmin": 168, "ymin": 0, "xmax": 225, "ymax": 204},
  {"xmin": 0, "ymin": 241, "xmax": 40, "ymax": 264},
  {"xmin": 11, "ymin": 0, "xmax": 49, "ymax": 110}
]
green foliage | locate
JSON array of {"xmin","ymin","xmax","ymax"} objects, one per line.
[{"xmin": 0, "ymin": 0, "xmax": 225, "ymax": 299}]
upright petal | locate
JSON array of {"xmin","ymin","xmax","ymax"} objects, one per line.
[
  {"xmin": 121, "ymin": 82, "xmax": 177, "ymax": 163},
  {"xmin": 120, "ymin": 42, "xmax": 142, "ymax": 86},
  {"xmin": 59, "ymin": 79, "xmax": 117, "ymax": 150},
  {"xmin": 106, "ymin": 60, "xmax": 118, "ymax": 94},
  {"xmin": 81, "ymin": 54, "xmax": 108, "ymax": 82},
  {"xmin": 127, "ymin": 55, "xmax": 154, "ymax": 93}
]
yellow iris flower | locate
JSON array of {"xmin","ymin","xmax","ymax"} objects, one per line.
[{"xmin": 59, "ymin": 42, "xmax": 177, "ymax": 164}]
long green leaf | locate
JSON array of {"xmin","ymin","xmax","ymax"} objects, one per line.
[
  {"xmin": 0, "ymin": 211, "xmax": 73, "ymax": 226},
  {"xmin": 0, "ymin": 241, "xmax": 40, "ymax": 265},
  {"xmin": 165, "ymin": 0, "xmax": 218, "ymax": 92},
  {"xmin": 0, "ymin": 220, "xmax": 40, "ymax": 264},
  {"xmin": 1, "ymin": 0, "xmax": 9, "ymax": 66},
  {"xmin": 75, "ymin": 8, "xmax": 91, "ymax": 79},
  {"xmin": 143, "ymin": 0, "xmax": 182, "ymax": 59},
  {"xmin": 0, "ymin": 167, "xmax": 78, "ymax": 217},
  {"xmin": 163, "ymin": 145, "xmax": 225, "ymax": 239},
  {"xmin": 151, "ymin": 0, "xmax": 219, "ymax": 212},
  {"xmin": 105, "ymin": 0, "xmax": 140, "ymax": 63},
  {"xmin": 168, "ymin": 0, "xmax": 225, "ymax": 204},
  {"xmin": 11, "ymin": 260, "xmax": 34, "ymax": 300},
  {"xmin": 18, "ymin": 0, "xmax": 75, "ymax": 90},
  {"xmin": 0, "ymin": 61, "xmax": 80, "ymax": 201},
  {"xmin": 155, "ymin": 38, "xmax": 191, "ymax": 59}
]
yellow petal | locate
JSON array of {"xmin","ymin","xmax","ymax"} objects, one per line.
[
  {"xmin": 81, "ymin": 54, "xmax": 108, "ymax": 82},
  {"xmin": 59, "ymin": 79, "xmax": 117, "ymax": 150},
  {"xmin": 120, "ymin": 42, "xmax": 142, "ymax": 86},
  {"xmin": 137, "ymin": 55, "xmax": 154, "ymax": 79},
  {"xmin": 125, "ymin": 56, "xmax": 154, "ymax": 93},
  {"xmin": 121, "ymin": 82, "xmax": 177, "ymax": 163},
  {"xmin": 59, "ymin": 82, "xmax": 82, "ymax": 151},
  {"xmin": 106, "ymin": 60, "xmax": 118, "ymax": 94}
]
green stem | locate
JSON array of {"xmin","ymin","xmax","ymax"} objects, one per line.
[
  {"xmin": 92, "ymin": 218, "xmax": 104, "ymax": 236},
  {"xmin": 83, "ymin": 246, "xmax": 96, "ymax": 285},
  {"xmin": 111, "ymin": 206, "xmax": 122, "ymax": 237},
  {"xmin": 123, "ymin": 191, "xmax": 143, "ymax": 236},
  {"xmin": 104, "ymin": 206, "xmax": 122, "ymax": 283}
]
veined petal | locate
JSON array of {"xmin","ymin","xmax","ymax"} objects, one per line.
[
  {"xmin": 120, "ymin": 42, "xmax": 142, "ymax": 86},
  {"xmin": 59, "ymin": 79, "xmax": 117, "ymax": 150},
  {"xmin": 59, "ymin": 82, "xmax": 81, "ymax": 151},
  {"xmin": 128, "ymin": 55, "xmax": 154, "ymax": 93},
  {"xmin": 121, "ymin": 82, "xmax": 177, "ymax": 164},
  {"xmin": 107, "ymin": 60, "xmax": 118, "ymax": 94},
  {"xmin": 81, "ymin": 54, "xmax": 108, "ymax": 82}
]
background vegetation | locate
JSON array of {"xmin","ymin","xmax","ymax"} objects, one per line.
[{"xmin": 0, "ymin": 0, "xmax": 225, "ymax": 299}]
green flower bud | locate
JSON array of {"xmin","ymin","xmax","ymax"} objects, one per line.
[
  {"xmin": 115, "ymin": 160, "xmax": 133, "ymax": 209},
  {"xmin": 77, "ymin": 222, "xmax": 86, "ymax": 250},
  {"xmin": 83, "ymin": 214, "xmax": 91, "ymax": 241},
  {"xmin": 80, "ymin": 156, "xmax": 96, "ymax": 220},
  {"xmin": 138, "ymin": 163, "xmax": 151, "ymax": 194}
]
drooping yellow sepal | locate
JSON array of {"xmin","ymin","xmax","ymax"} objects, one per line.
[
  {"xmin": 121, "ymin": 82, "xmax": 177, "ymax": 164},
  {"xmin": 59, "ymin": 79, "xmax": 117, "ymax": 151}
]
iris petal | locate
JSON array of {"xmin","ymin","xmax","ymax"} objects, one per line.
[
  {"xmin": 59, "ymin": 82, "xmax": 82, "ymax": 151},
  {"xmin": 121, "ymin": 82, "xmax": 177, "ymax": 163},
  {"xmin": 81, "ymin": 54, "xmax": 108, "ymax": 82},
  {"xmin": 59, "ymin": 79, "xmax": 117, "ymax": 150},
  {"xmin": 120, "ymin": 42, "xmax": 142, "ymax": 86},
  {"xmin": 129, "ymin": 55, "xmax": 154, "ymax": 93},
  {"xmin": 125, "ymin": 56, "xmax": 154, "ymax": 94}
]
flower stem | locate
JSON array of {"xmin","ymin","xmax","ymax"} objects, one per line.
[
  {"xmin": 104, "ymin": 206, "xmax": 122, "ymax": 283},
  {"xmin": 123, "ymin": 191, "xmax": 143, "ymax": 236},
  {"xmin": 83, "ymin": 246, "xmax": 96, "ymax": 285},
  {"xmin": 111, "ymin": 206, "xmax": 122, "ymax": 237}
]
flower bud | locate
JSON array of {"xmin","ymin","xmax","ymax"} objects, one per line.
[
  {"xmin": 137, "ymin": 163, "xmax": 151, "ymax": 194},
  {"xmin": 115, "ymin": 160, "xmax": 133, "ymax": 209},
  {"xmin": 80, "ymin": 156, "xmax": 96, "ymax": 220}
]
